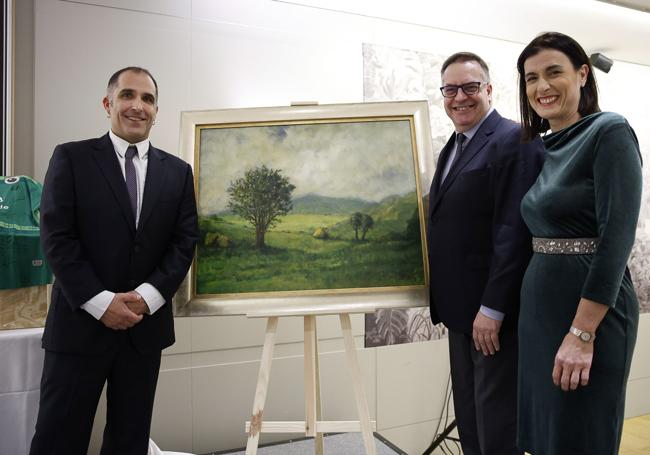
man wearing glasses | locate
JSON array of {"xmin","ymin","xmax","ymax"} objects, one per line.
[{"xmin": 427, "ymin": 52, "xmax": 544, "ymax": 455}]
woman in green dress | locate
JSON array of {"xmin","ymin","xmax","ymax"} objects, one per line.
[{"xmin": 516, "ymin": 32, "xmax": 642, "ymax": 454}]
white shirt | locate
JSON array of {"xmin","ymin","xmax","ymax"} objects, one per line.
[{"xmin": 80, "ymin": 130, "xmax": 165, "ymax": 320}]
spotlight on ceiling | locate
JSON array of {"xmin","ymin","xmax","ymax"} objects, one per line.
[{"xmin": 590, "ymin": 53, "xmax": 614, "ymax": 73}]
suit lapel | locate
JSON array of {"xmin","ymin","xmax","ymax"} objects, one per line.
[
  {"xmin": 439, "ymin": 132, "xmax": 490, "ymax": 193},
  {"xmin": 430, "ymin": 134, "xmax": 456, "ymax": 199},
  {"xmin": 138, "ymin": 145, "xmax": 167, "ymax": 233},
  {"xmin": 430, "ymin": 110, "xmax": 501, "ymax": 215},
  {"xmin": 91, "ymin": 134, "xmax": 137, "ymax": 232}
]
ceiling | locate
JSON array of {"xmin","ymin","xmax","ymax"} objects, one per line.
[
  {"xmin": 276, "ymin": 0, "xmax": 650, "ymax": 66},
  {"xmin": 598, "ymin": 0, "xmax": 650, "ymax": 13}
]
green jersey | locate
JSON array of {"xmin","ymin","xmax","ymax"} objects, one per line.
[{"xmin": 0, "ymin": 176, "xmax": 53, "ymax": 289}]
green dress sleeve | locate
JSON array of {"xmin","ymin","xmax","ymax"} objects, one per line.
[{"xmin": 581, "ymin": 121, "xmax": 642, "ymax": 306}]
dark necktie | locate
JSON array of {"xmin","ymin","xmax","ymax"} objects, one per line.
[
  {"xmin": 125, "ymin": 145, "xmax": 138, "ymax": 222},
  {"xmin": 450, "ymin": 133, "xmax": 467, "ymax": 168},
  {"xmin": 440, "ymin": 133, "xmax": 467, "ymax": 185}
]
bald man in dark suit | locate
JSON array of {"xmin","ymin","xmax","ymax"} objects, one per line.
[{"xmin": 30, "ymin": 67, "xmax": 198, "ymax": 455}]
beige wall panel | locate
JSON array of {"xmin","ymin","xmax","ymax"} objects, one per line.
[
  {"xmin": 160, "ymin": 352, "xmax": 193, "ymax": 371},
  {"xmin": 316, "ymin": 340, "xmax": 377, "ymax": 420},
  {"xmin": 625, "ymin": 376, "xmax": 650, "ymax": 419},
  {"xmin": 163, "ymin": 317, "xmax": 193, "ymax": 356},
  {"xmin": 189, "ymin": 20, "xmax": 361, "ymax": 111},
  {"xmin": 34, "ymin": 0, "xmax": 191, "ymax": 181},
  {"xmin": 629, "ymin": 313, "xmax": 650, "ymax": 380},
  {"xmin": 189, "ymin": 314, "xmax": 365, "ymax": 353},
  {"xmin": 192, "ymin": 344, "xmax": 283, "ymax": 368},
  {"xmin": 13, "ymin": 0, "xmax": 35, "ymax": 177},
  {"xmin": 377, "ymin": 338, "xmax": 451, "ymax": 429},
  {"xmin": 189, "ymin": 335, "xmax": 362, "ymax": 369},
  {"xmin": 149, "ymin": 368, "xmax": 194, "ymax": 452},
  {"xmin": 190, "ymin": 315, "xmax": 268, "ymax": 352},
  {"xmin": 597, "ymin": 61, "xmax": 650, "ymax": 159}
]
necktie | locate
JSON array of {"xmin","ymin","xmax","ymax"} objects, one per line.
[
  {"xmin": 440, "ymin": 133, "xmax": 467, "ymax": 185},
  {"xmin": 125, "ymin": 145, "xmax": 138, "ymax": 222},
  {"xmin": 450, "ymin": 133, "xmax": 467, "ymax": 168}
]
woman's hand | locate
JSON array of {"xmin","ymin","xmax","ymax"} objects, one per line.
[{"xmin": 552, "ymin": 332, "xmax": 594, "ymax": 391}]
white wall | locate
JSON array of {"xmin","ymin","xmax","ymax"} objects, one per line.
[{"xmin": 20, "ymin": 0, "xmax": 650, "ymax": 453}]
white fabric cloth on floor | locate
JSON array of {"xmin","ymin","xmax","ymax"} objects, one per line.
[
  {"xmin": 148, "ymin": 438, "xmax": 195, "ymax": 455},
  {"xmin": 0, "ymin": 328, "xmax": 194, "ymax": 455},
  {"xmin": 0, "ymin": 328, "xmax": 44, "ymax": 455}
]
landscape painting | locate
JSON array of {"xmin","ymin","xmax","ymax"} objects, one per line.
[{"xmin": 194, "ymin": 117, "xmax": 428, "ymax": 298}]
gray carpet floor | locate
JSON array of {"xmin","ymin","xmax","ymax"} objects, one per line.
[{"xmin": 213, "ymin": 433, "xmax": 404, "ymax": 454}]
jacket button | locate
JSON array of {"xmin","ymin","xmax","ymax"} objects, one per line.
[{"xmin": 134, "ymin": 245, "xmax": 141, "ymax": 253}]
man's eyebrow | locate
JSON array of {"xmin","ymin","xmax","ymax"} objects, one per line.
[{"xmin": 117, "ymin": 88, "xmax": 155, "ymax": 99}]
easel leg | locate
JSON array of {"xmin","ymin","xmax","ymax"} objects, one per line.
[
  {"xmin": 304, "ymin": 316, "xmax": 324, "ymax": 454},
  {"xmin": 340, "ymin": 313, "xmax": 377, "ymax": 455},
  {"xmin": 314, "ymin": 322, "xmax": 324, "ymax": 455},
  {"xmin": 245, "ymin": 316, "xmax": 279, "ymax": 455}
]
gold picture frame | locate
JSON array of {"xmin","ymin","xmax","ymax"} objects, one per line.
[{"xmin": 176, "ymin": 101, "xmax": 434, "ymax": 316}]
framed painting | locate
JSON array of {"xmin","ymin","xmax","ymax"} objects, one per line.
[{"xmin": 176, "ymin": 101, "xmax": 434, "ymax": 316}]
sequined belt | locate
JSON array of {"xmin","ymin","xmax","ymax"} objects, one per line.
[{"xmin": 532, "ymin": 237, "xmax": 599, "ymax": 255}]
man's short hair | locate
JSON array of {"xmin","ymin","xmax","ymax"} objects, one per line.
[
  {"xmin": 106, "ymin": 66, "xmax": 158, "ymax": 102},
  {"xmin": 441, "ymin": 52, "xmax": 490, "ymax": 82}
]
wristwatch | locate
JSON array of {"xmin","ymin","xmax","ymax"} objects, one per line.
[{"xmin": 570, "ymin": 326, "xmax": 595, "ymax": 343}]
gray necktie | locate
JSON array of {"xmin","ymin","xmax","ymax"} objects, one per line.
[{"xmin": 125, "ymin": 145, "xmax": 138, "ymax": 221}]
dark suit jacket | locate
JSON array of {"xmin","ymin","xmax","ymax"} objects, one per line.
[
  {"xmin": 427, "ymin": 110, "xmax": 544, "ymax": 334},
  {"xmin": 40, "ymin": 133, "xmax": 198, "ymax": 354}
]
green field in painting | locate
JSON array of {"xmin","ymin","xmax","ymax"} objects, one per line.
[{"xmin": 196, "ymin": 211, "xmax": 425, "ymax": 295}]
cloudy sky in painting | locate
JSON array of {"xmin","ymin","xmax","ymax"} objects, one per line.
[{"xmin": 198, "ymin": 120, "xmax": 417, "ymax": 214}]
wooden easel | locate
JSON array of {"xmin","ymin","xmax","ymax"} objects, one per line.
[{"xmin": 244, "ymin": 310, "xmax": 378, "ymax": 455}]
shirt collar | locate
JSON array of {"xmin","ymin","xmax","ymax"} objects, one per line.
[
  {"xmin": 109, "ymin": 130, "xmax": 150, "ymax": 159},
  {"xmin": 456, "ymin": 107, "xmax": 494, "ymax": 143}
]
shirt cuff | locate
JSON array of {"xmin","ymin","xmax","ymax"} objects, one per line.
[
  {"xmin": 136, "ymin": 283, "xmax": 165, "ymax": 315},
  {"xmin": 479, "ymin": 305, "xmax": 505, "ymax": 321},
  {"xmin": 81, "ymin": 290, "xmax": 114, "ymax": 320}
]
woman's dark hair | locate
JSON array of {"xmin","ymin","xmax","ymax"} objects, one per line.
[{"xmin": 517, "ymin": 32, "xmax": 600, "ymax": 141}]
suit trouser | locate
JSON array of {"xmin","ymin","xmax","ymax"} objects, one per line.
[
  {"xmin": 29, "ymin": 335, "xmax": 161, "ymax": 455},
  {"xmin": 448, "ymin": 329, "xmax": 522, "ymax": 455}
]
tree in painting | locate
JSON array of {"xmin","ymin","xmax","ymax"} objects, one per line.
[
  {"xmin": 360, "ymin": 213, "xmax": 374, "ymax": 240},
  {"xmin": 350, "ymin": 212, "xmax": 363, "ymax": 240},
  {"xmin": 227, "ymin": 165, "xmax": 296, "ymax": 249},
  {"xmin": 349, "ymin": 212, "xmax": 374, "ymax": 240}
]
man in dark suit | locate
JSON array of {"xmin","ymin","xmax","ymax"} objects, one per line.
[
  {"xmin": 30, "ymin": 67, "xmax": 198, "ymax": 455},
  {"xmin": 427, "ymin": 53, "xmax": 544, "ymax": 455}
]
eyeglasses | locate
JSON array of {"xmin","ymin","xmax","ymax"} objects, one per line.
[{"xmin": 439, "ymin": 82, "xmax": 487, "ymax": 98}]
